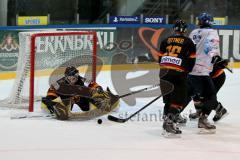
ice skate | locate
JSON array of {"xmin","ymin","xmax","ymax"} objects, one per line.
[
  {"xmin": 213, "ymin": 103, "xmax": 228, "ymax": 122},
  {"xmin": 162, "ymin": 117, "xmax": 182, "ymax": 138},
  {"xmin": 176, "ymin": 114, "xmax": 187, "ymax": 126},
  {"xmin": 189, "ymin": 109, "xmax": 201, "ymax": 120},
  {"xmin": 198, "ymin": 114, "xmax": 216, "ymax": 134}
]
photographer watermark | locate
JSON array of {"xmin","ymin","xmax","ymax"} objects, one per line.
[{"xmin": 114, "ymin": 109, "xmax": 189, "ymax": 122}]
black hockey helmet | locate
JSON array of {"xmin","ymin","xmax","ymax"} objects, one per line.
[
  {"xmin": 173, "ymin": 19, "xmax": 188, "ymax": 33},
  {"xmin": 64, "ymin": 66, "xmax": 79, "ymax": 77}
]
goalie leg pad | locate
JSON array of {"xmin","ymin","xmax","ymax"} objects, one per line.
[
  {"xmin": 75, "ymin": 97, "xmax": 90, "ymax": 111},
  {"xmin": 91, "ymin": 90, "xmax": 111, "ymax": 111},
  {"xmin": 41, "ymin": 97, "xmax": 56, "ymax": 114},
  {"xmin": 53, "ymin": 101, "xmax": 71, "ymax": 120}
]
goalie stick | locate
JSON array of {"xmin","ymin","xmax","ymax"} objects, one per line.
[
  {"xmin": 11, "ymin": 113, "xmax": 55, "ymax": 119},
  {"xmin": 107, "ymin": 95, "xmax": 161, "ymax": 123}
]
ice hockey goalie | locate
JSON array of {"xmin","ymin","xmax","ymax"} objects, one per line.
[{"xmin": 41, "ymin": 66, "xmax": 119, "ymax": 120}]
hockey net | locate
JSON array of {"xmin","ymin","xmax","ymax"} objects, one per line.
[{"xmin": 0, "ymin": 31, "xmax": 97, "ymax": 112}]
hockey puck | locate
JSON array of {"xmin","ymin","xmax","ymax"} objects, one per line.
[{"xmin": 97, "ymin": 119, "xmax": 102, "ymax": 124}]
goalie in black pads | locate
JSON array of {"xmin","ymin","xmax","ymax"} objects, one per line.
[
  {"xmin": 158, "ymin": 20, "xmax": 196, "ymax": 136},
  {"xmin": 41, "ymin": 66, "xmax": 119, "ymax": 120}
]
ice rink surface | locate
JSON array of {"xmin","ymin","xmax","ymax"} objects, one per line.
[{"xmin": 0, "ymin": 68, "xmax": 239, "ymax": 160}]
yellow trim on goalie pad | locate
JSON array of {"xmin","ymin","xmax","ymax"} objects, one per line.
[
  {"xmin": 40, "ymin": 95, "xmax": 120, "ymax": 120},
  {"xmin": 69, "ymin": 99, "xmax": 120, "ymax": 119},
  {"xmin": 41, "ymin": 101, "xmax": 51, "ymax": 114},
  {"xmin": 52, "ymin": 97, "xmax": 65, "ymax": 105}
]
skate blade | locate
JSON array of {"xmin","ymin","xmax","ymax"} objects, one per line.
[
  {"xmin": 198, "ymin": 128, "xmax": 216, "ymax": 134},
  {"xmin": 162, "ymin": 130, "xmax": 181, "ymax": 138},
  {"xmin": 177, "ymin": 122, "xmax": 187, "ymax": 127},
  {"xmin": 214, "ymin": 112, "xmax": 229, "ymax": 123}
]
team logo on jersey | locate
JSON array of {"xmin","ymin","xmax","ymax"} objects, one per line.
[
  {"xmin": 204, "ymin": 37, "xmax": 220, "ymax": 54},
  {"xmin": 161, "ymin": 56, "xmax": 182, "ymax": 66}
]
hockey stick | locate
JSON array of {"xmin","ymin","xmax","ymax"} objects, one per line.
[
  {"xmin": 119, "ymin": 83, "xmax": 160, "ymax": 98},
  {"xmin": 226, "ymin": 57, "xmax": 234, "ymax": 73},
  {"xmin": 107, "ymin": 95, "xmax": 161, "ymax": 123},
  {"xmin": 225, "ymin": 66, "xmax": 233, "ymax": 73},
  {"xmin": 55, "ymin": 83, "xmax": 160, "ymax": 101},
  {"xmin": 11, "ymin": 113, "xmax": 55, "ymax": 119}
]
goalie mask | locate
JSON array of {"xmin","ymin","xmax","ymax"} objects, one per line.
[{"xmin": 64, "ymin": 66, "xmax": 79, "ymax": 85}]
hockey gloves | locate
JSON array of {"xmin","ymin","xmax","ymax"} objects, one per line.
[{"xmin": 211, "ymin": 55, "xmax": 229, "ymax": 69}]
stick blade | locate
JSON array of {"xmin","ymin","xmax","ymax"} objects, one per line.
[{"xmin": 107, "ymin": 115, "xmax": 126, "ymax": 123}]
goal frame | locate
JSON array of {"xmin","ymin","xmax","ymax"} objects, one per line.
[{"xmin": 29, "ymin": 31, "xmax": 97, "ymax": 112}]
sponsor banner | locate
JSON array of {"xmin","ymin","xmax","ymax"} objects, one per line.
[
  {"xmin": 64, "ymin": 27, "xmax": 117, "ymax": 65},
  {"xmin": 1, "ymin": 26, "xmax": 240, "ymax": 72},
  {"xmin": 143, "ymin": 16, "xmax": 165, "ymax": 24},
  {"xmin": 213, "ymin": 17, "xmax": 227, "ymax": 25},
  {"xmin": 1, "ymin": 25, "xmax": 240, "ymax": 106},
  {"xmin": 109, "ymin": 16, "xmax": 140, "ymax": 24},
  {"xmin": 0, "ymin": 32, "xmax": 19, "ymax": 71},
  {"xmin": 17, "ymin": 16, "xmax": 48, "ymax": 26}
]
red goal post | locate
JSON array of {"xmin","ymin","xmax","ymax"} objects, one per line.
[
  {"xmin": 29, "ymin": 31, "xmax": 97, "ymax": 112},
  {"xmin": 1, "ymin": 31, "xmax": 97, "ymax": 112}
]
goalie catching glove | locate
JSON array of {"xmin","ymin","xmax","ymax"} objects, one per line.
[{"xmin": 91, "ymin": 87, "xmax": 111, "ymax": 111}]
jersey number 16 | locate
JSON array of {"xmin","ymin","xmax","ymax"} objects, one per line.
[{"xmin": 165, "ymin": 45, "xmax": 182, "ymax": 57}]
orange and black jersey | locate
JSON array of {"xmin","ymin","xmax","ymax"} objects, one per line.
[
  {"xmin": 46, "ymin": 76, "xmax": 100, "ymax": 99},
  {"xmin": 210, "ymin": 67, "xmax": 225, "ymax": 78},
  {"xmin": 47, "ymin": 76, "xmax": 85, "ymax": 99},
  {"xmin": 159, "ymin": 34, "xmax": 196, "ymax": 73}
]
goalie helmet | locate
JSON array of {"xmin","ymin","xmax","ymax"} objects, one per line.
[
  {"xmin": 64, "ymin": 66, "xmax": 79, "ymax": 77},
  {"xmin": 197, "ymin": 12, "xmax": 214, "ymax": 27},
  {"xmin": 173, "ymin": 19, "xmax": 187, "ymax": 33},
  {"xmin": 64, "ymin": 66, "xmax": 79, "ymax": 84}
]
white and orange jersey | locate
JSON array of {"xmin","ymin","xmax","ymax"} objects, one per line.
[{"xmin": 189, "ymin": 28, "xmax": 220, "ymax": 76}]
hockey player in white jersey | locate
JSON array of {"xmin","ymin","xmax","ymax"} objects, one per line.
[{"xmin": 188, "ymin": 12, "xmax": 228, "ymax": 133}]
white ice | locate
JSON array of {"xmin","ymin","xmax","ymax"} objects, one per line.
[{"xmin": 0, "ymin": 69, "xmax": 239, "ymax": 160}]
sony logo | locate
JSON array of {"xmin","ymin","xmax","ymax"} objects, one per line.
[{"xmin": 144, "ymin": 18, "xmax": 164, "ymax": 24}]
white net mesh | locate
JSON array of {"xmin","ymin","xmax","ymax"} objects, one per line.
[{"xmin": 0, "ymin": 31, "xmax": 97, "ymax": 110}]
